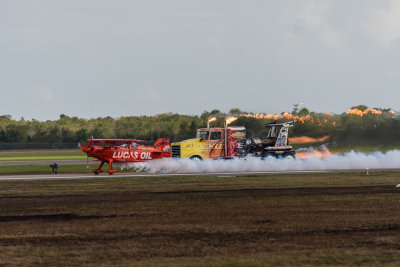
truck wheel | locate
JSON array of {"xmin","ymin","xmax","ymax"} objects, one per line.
[
  {"xmin": 190, "ymin": 156, "xmax": 202, "ymax": 162},
  {"xmin": 262, "ymin": 154, "xmax": 276, "ymax": 160},
  {"xmin": 284, "ymin": 154, "xmax": 295, "ymax": 160}
]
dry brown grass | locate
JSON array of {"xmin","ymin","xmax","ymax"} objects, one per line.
[{"xmin": 0, "ymin": 172, "xmax": 399, "ymax": 266}]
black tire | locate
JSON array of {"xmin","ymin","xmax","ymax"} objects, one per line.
[
  {"xmin": 284, "ymin": 154, "xmax": 295, "ymax": 160},
  {"xmin": 262, "ymin": 153, "xmax": 276, "ymax": 160},
  {"xmin": 190, "ymin": 155, "xmax": 202, "ymax": 162},
  {"xmin": 94, "ymin": 170, "xmax": 99, "ymax": 175}
]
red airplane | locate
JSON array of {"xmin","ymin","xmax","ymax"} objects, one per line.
[{"xmin": 80, "ymin": 138, "xmax": 171, "ymax": 174}]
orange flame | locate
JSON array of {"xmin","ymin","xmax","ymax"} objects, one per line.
[
  {"xmin": 208, "ymin": 117, "xmax": 217, "ymax": 123},
  {"xmin": 242, "ymin": 112, "xmax": 298, "ymax": 120},
  {"xmin": 225, "ymin": 116, "xmax": 238, "ymax": 126},
  {"xmin": 296, "ymin": 147, "xmax": 333, "ymax": 159},
  {"xmin": 325, "ymin": 112, "xmax": 334, "ymax": 117},
  {"xmin": 346, "ymin": 108, "xmax": 383, "ymax": 116},
  {"xmin": 240, "ymin": 112, "xmax": 335, "ymax": 126},
  {"xmin": 289, "ymin": 135, "xmax": 330, "ymax": 145}
]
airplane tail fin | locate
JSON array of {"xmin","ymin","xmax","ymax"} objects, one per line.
[{"xmin": 153, "ymin": 138, "xmax": 171, "ymax": 156}]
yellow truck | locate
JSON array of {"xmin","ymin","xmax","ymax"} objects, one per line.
[
  {"xmin": 171, "ymin": 126, "xmax": 245, "ymax": 161},
  {"xmin": 171, "ymin": 119, "xmax": 296, "ymax": 160}
]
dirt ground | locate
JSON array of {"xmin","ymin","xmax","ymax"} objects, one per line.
[{"xmin": 0, "ymin": 173, "xmax": 400, "ymax": 266}]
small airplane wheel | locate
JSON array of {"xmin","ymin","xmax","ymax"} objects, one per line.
[{"xmin": 94, "ymin": 170, "xmax": 99, "ymax": 175}]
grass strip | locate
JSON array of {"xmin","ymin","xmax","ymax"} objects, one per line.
[
  {"xmin": 0, "ymin": 164, "xmax": 98, "ymax": 175},
  {"xmin": 0, "ymin": 149, "xmax": 85, "ymax": 161}
]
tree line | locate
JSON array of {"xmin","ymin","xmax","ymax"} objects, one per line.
[{"xmin": 0, "ymin": 106, "xmax": 398, "ymax": 146}]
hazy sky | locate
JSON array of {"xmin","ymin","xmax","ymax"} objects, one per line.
[{"xmin": 2, "ymin": 0, "xmax": 400, "ymax": 120}]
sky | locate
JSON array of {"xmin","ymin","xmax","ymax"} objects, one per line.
[{"xmin": 1, "ymin": 0, "xmax": 400, "ymax": 121}]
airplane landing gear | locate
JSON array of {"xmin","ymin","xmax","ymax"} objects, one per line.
[
  {"xmin": 107, "ymin": 160, "xmax": 116, "ymax": 175},
  {"xmin": 93, "ymin": 170, "xmax": 104, "ymax": 175},
  {"xmin": 107, "ymin": 169, "xmax": 117, "ymax": 175},
  {"xmin": 92, "ymin": 160, "xmax": 117, "ymax": 175},
  {"xmin": 92, "ymin": 161, "xmax": 105, "ymax": 175}
]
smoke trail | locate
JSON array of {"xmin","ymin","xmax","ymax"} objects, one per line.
[{"xmin": 115, "ymin": 150, "xmax": 400, "ymax": 173}]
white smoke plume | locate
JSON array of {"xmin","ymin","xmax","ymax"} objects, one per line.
[{"xmin": 115, "ymin": 150, "xmax": 400, "ymax": 173}]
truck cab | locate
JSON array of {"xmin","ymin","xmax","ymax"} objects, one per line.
[{"xmin": 171, "ymin": 127, "xmax": 245, "ymax": 160}]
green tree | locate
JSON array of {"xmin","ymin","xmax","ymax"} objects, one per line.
[
  {"xmin": 76, "ymin": 128, "xmax": 89, "ymax": 143},
  {"xmin": 229, "ymin": 108, "xmax": 243, "ymax": 115},
  {"xmin": 298, "ymin": 108, "xmax": 310, "ymax": 116},
  {"xmin": 4, "ymin": 124, "xmax": 28, "ymax": 143},
  {"xmin": 350, "ymin": 105, "xmax": 368, "ymax": 111}
]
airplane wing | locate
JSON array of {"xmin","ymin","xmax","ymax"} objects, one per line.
[{"xmin": 90, "ymin": 139, "xmax": 146, "ymax": 143}]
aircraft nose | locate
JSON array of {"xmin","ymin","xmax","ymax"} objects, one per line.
[{"xmin": 81, "ymin": 147, "xmax": 91, "ymax": 153}]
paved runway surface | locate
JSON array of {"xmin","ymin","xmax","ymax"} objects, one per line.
[
  {"xmin": 0, "ymin": 159, "xmax": 399, "ymax": 181},
  {"xmin": 0, "ymin": 168, "xmax": 398, "ymax": 181}
]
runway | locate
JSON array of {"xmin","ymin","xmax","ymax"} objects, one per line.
[{"xmin": 0, "ymin": 168, "xmax": 398, "ymax": 181}]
